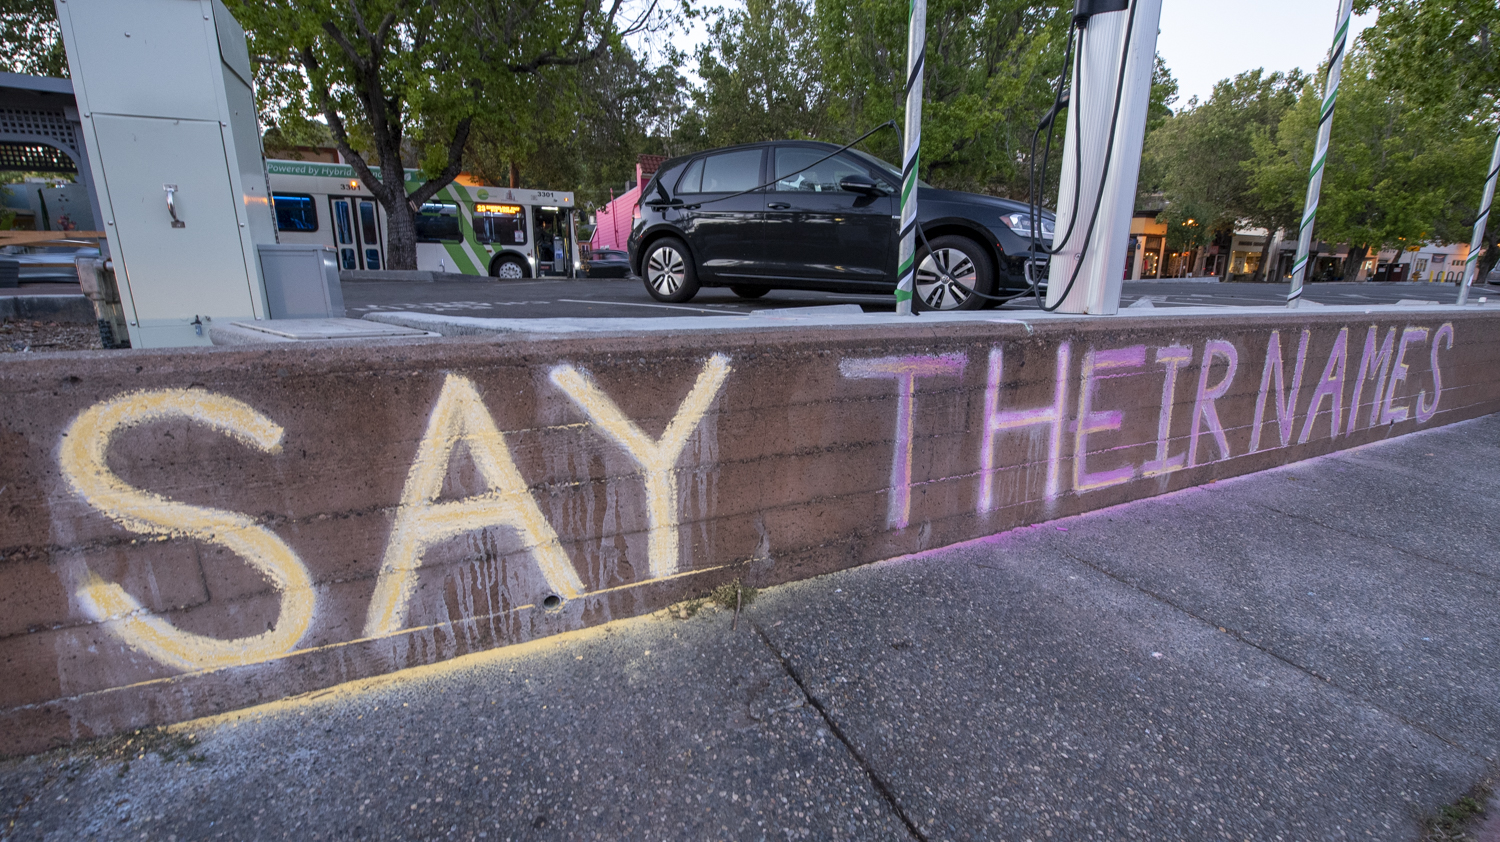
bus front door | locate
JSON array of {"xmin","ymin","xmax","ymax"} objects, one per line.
[
  {"xmin": 532, "ymin": 206, "xmax": 572, "ymax": 277},
  {"xmin": 330, "ymin": 197, "xmax": 384, "ymax": 271}
]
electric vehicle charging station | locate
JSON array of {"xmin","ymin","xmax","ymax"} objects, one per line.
[
  {"xmin": 54, "ymin": 0, "xmax": 276, "ymax": 349},
  {"xmin": 1044, "ymin": 0, "xmax": 1163, "ymax": 315}
]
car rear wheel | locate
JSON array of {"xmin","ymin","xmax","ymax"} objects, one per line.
[
  {"xmin": 642, "ymin": 238, "xmax": 700, "ymax": 303},
  {"xmin": 913, "ymin": 235, "xmax": 992, "ymax": 311},
  {"xmin": 729, "ymin": 285, "xmax": 769, "ymax": 299},
  {"xmin": 491, "ymin": 255, "xmax": 528, "ymax": 280}
]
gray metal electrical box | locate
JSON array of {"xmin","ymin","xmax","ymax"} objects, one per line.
[
  {"xmin": 258, "ymin": 244, "xmax": 345, "ymax": 319},
  {"xmin": 54, "ymin": 0, "xmax": 274, "ymax": 348}
]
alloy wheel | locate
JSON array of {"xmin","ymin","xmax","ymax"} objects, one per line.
[
  {"xmin": 915, "ymin": 247, "xmax": 978, "ymax": 310},
  {"xmin": 496, "ymin": 261, "xmax": 524, "ymax": 280},
  {"xmin": 646, "ymin": 245, "xmax": 686, "ymax": 296}
]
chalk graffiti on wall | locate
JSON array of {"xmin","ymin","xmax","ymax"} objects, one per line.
[
  {"xmin": 54, "ymin": 323, "xmax": 1454, "ymax": 674},
  {"xmin": 839, "ymin": 354, "xmax": 966, "ymax": 529},
  {"xmin": 59, "ymin": 357, "xmax": 732, "ymax": 671},
  {"xmin": 58, "ymin": 390, "xmax": 316, "ymax": 671},
  {"xmin": 834, "ymin": 322, "xmax": 1454, "ymax": 519}
]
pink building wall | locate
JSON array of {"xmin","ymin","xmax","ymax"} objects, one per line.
[{"xmin": 591, "ymin": 156, "xmax": 666, "ymax": 253}]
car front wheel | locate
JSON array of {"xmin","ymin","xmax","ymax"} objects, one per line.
[
  {"xmin": 913, "ymin": 235, "xmax": 992, "ymax": 311},
  {"xmin": 642, "ymin": 238, "xmax": 700, "ymax": 303}
]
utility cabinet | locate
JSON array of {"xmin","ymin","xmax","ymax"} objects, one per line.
[{"xmin": 54, "ymin": 0, "xmax": 274, "ymax": 348}]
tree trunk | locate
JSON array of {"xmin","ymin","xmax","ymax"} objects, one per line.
[
  {"xmin": 1341, "ymin": 244, "xmax": 1369, "ymax": 282},
  {"xmin": 509, "ymin": 161, "xmax": 520, "ymax": 189},
  {"xmin": 384, "ymin": 192, "xmax": 419, "ymax": 271}
]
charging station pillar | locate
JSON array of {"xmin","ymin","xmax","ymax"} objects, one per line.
[
  {"xmin": 1046, "ymin": 0, "xmax": 1163, "ymax": 315},
  {"xmin": 53, "ymin": 0, "xmax": 275, "ymax": 348},
  {"xmin": 1457, "ymin": 128, "xmax": 1499, "ymax": 305}
]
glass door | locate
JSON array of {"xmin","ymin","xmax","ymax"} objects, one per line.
[
  {"xmin": 532, "ymin": 206, "xmax": 572, "ymax": 277},
  {"xmin": 330, "ymin": 197, "xmax": 358, "ymax": 270},
  {"xmin": 330, "ymin": 197, "xmax": 384, "ymax": 270}
]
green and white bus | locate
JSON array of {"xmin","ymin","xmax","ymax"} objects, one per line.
[{"xmin": 265, "ymin": 160, "xmax": 581, "ymax": 279}]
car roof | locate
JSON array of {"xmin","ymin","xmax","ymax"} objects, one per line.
[{"xmin": 651, "ymin": 140, "xmax": 842, "ymax": 176}]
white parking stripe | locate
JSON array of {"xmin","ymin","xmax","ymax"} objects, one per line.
[{"xmin": 556, "ymin": 299, "xmax": 747, "ymax": 315}]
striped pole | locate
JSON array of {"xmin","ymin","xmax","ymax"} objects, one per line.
[
  {"xmin": 895, "ymin": 0, "xmax": 926, "ymax": 316},
  {"xmin": 1287, "ymin": 0, "xmax": 1355, "ymax": 308},
  {"xmin": 1457, "ymin": 128, "xmax": 1500, "ymax": 305}
]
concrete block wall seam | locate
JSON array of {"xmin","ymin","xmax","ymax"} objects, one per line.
[{"xmin": 0, "ymin": 311, "xmax": 1497, "ymax": 752}]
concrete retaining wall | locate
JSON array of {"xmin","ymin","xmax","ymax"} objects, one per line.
[
  {"xmin": 1, "ymin": 308, "xmax": 1497, "ymax": 754},
  {"xmin": 0, "ymin": 294, "xmax": 94, "ymax": 325}
]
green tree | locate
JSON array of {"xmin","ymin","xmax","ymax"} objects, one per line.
[
  {"xmin": 1356, "ymin": 0, "xmax": 1499, "ymax": 278},
  {"xmin": 1249, "ymin": 49, "xmax": 1492, "ymax": 279},
  {"xmin": 228, "ymin": 0, "xmax": 657, "ymax": 270},
  {"xmin": 0, "ymin": 0, "xmax": 67, "ymax": 77},
  {"xmin": 468, "ymin": 47, "xmax": 690, "ymax": 209},
  {"xmin": 686, "ymin": 0, "xmax": 831, "ymax": 148},
  {"xmin": 1144, "ymin": 69, "xmax": 1304, "ymax": 279}
]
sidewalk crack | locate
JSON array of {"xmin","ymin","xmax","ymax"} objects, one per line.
[
  {"xmin": 750, "ymin": 621, "xmax": 929, "ymax": 842},
  {"xmin": 1055, "ymin": 548, "xmax": 1490, "ymax": 764}
]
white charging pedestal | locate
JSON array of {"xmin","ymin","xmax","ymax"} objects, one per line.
[
  {"xmin": 1046, "ymin": 0, "xmax": 1163, "ymax": 315},
  {"xmin": 54, "ymin": 0, "xmax": 275, "ymax": 348}
]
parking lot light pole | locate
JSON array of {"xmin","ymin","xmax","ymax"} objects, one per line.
[
  {"xmin": 1287, "ymin": 0, "xmax": 1355, "ymax": 309},
  {"xmin": 1457, "ymin": 128, "xmax": 1500, "ymax": 305},
  {"xmin": 895, "ymin": 0, "xmax": 926, "ymax": 316}
]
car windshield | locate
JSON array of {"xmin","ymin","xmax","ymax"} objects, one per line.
[{"xmin": 846, "ymin": 148, "xmax": 931, "ymax": 189}]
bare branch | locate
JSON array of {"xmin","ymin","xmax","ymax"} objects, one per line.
[
  {"xmin": 405, "ymin": 117, "xmax": 474, "ymax": 208},
  {"xmin": 297, "ymin": 46, "xmax": 393, "ymax": 207},
  {"xmin": 321, "ymin": 20, "xmax": 369, "ymax": 73}
]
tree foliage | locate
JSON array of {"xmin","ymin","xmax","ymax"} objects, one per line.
[
  {"xmin": 0, "ymin": 0, "xmax": 67, "ymax": 78},
  {"xmin": 228, "ymin": 0, "xmax": 659, "ymax": 269},
  {"xmin": 680, "ymin": 0, "xmax": 1080, "ymax": 199},
  {"xmin": 1248, "ymin": 48, "xmax": 1493, "ymax": 277},
  {"xmin": 1355, "ymin": 0, "xmax": 1499, "ymax": 277}
]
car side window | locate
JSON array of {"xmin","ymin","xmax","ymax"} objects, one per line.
[
  {"xmin": 773, "ymin": 148, "xmax": 874, "ymax": 193},
  {"xmin": 693, "ymin": 149, "xmax": 763, "ymax": 193},
  {"xmin": 676, "ymin": 158, "xmax": 704, "ymax": 194}
]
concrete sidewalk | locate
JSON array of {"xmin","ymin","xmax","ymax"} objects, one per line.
[{"xmin": 3, "ymin": 414, "xmax": 1500, "ymax": 841}]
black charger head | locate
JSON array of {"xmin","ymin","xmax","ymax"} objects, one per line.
[{"xmin": 1073, "ymin": 0, "xmax": 1129, "ymax": 26}]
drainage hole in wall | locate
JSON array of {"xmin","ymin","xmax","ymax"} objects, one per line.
[{"xmin": 542, "ymin": 594, "xmax": 563, "ymax": 610}]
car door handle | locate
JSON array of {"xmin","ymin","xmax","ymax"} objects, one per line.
[{"xmin": 767, "ymin": 202, "xmax": 792, "ymax": 210}]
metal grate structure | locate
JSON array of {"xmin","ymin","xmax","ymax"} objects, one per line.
[
  {"xmin": 0, "ymin": 140, "xmax": 76, "ymax": 172},
  {"xmin": 0, "ymin": 106, "xmax": 81, "ymax": 171}
]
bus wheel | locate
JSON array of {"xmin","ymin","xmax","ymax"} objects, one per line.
[{"xmin": 491, "ymin": 256, "xmax": 528, "ymax": 280}]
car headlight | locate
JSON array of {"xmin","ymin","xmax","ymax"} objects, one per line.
[{"xmin": 1002, "ymin": 213, "xmax": 1055, "ymax": 240}]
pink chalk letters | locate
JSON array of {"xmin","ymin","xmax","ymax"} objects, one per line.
[{"xmin": 844, "ymin": 322, "xmax": 1455, "ymax": 529}]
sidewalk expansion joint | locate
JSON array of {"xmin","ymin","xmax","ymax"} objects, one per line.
[
  {"xmin": 749, "ymin": 620, "xmax": 930, "ymax": 842},
  {"xmin": 1243, "ymin": 496, "xmax": 1500, "ymax": 585},
  {"xmin": 1054, "ymin": 548, "xmax": 1485, "ymax": 762}
]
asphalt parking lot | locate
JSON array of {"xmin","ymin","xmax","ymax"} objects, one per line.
[{"xmin": 342, "ymin": 276, "xmax": 1489, "ymax": 320}]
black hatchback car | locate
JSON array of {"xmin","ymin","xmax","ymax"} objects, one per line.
[{"xmin": 627, "ymin": 140, "xmax": 1055, "ymax": 310}]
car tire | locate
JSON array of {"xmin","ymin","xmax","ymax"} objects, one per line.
[
  {"xmin": 912, "ymin": 235, "xmax": 992, "ymax": 311},
  {"xmin": 729, "ymin": 285, "xmax": 769, "ymax": 299},
  {"xmin": 642, "ymin": 237, "xmax": 700, "ymax": 303},
  {"xmin": 491, "ymin": 255, "xmax": 529, "ymax": 280}
]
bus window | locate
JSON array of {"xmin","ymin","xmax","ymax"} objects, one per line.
[
  {"xmin": 273, "ymin": 193, "xmax": 318, "ymax": 232},
  {"xmin": 415, "ymin": 201, "xmax": 461, "ymax": 243},
  {"xmin": 359, "ymin": 200, "xmax": 381, "ymax": 269},
  {"xmin": 475, "ymin": 204, "xmax": 526, "ymax": 245}
]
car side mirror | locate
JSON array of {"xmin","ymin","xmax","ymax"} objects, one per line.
[{"xmin": 839, "ymin": 175, "xmax": 884, "ymax": 196}]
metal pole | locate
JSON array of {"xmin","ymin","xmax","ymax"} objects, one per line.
[
  {"xmin": 1457, "ymin": 128, "xmax": 1500, "ymax": 305},
  {"xmin": 895, "ymin": 0, "xmax": 925, "ymax": 316},
  {"xmin": 1287, "ymin": 0, "xmax": 1355, "ymax": 308}
]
